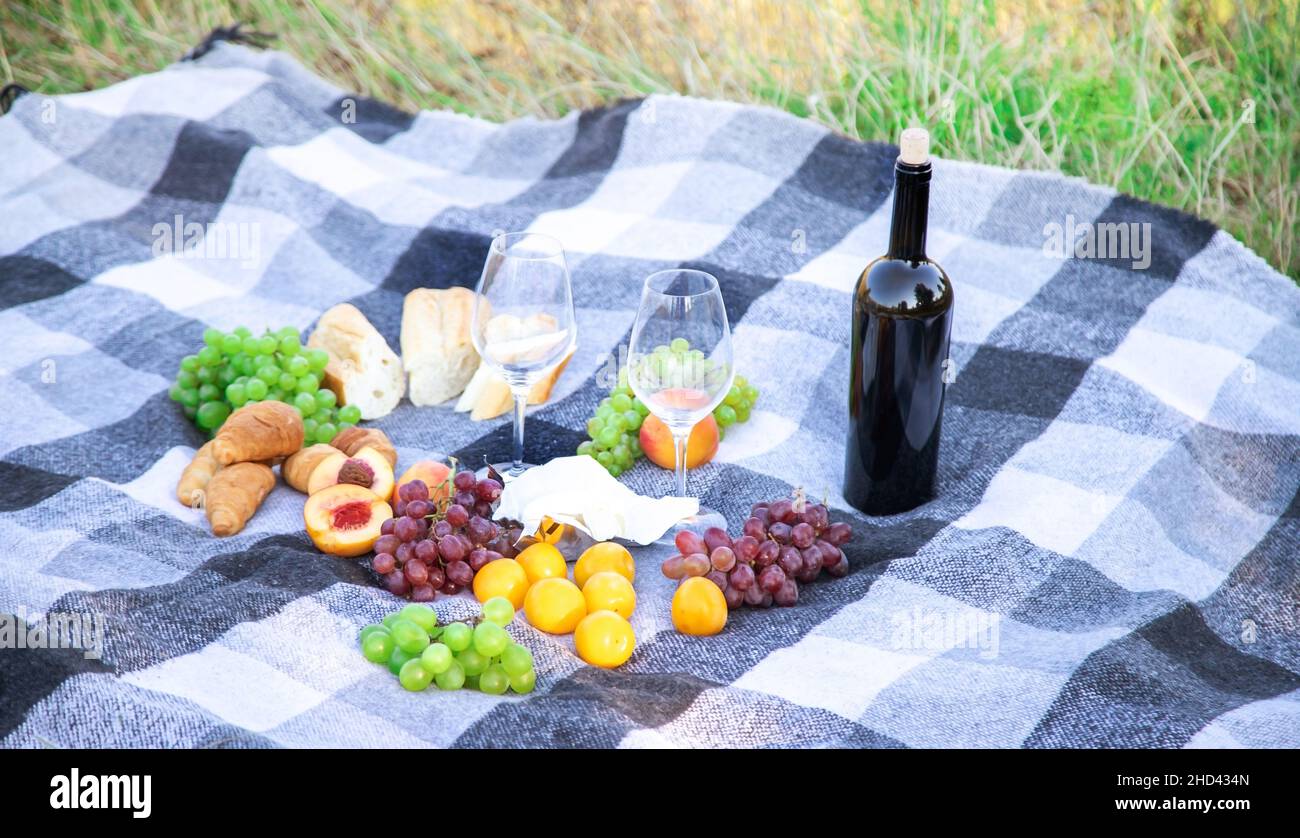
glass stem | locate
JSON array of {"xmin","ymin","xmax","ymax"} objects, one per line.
[
  {"xmin": 672, "ymin": 430, "xmax": 689, "ymax": 498},
  {"xmin": 510, "ymin": 386, "xmax": 529, "ymax": 477}
]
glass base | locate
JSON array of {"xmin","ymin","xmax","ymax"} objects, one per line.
[
  {"xmin": 476, "ymin": 462, "xmax": 538, "ymax": 483},
  {"xmin": 655, "ymin": 505, "xmax": 728, "ymax": 545}
]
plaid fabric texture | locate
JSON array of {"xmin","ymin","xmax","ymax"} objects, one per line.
[{"xmin": 1, "ymin": 42, "xmax": 1297, "ymax": 749}]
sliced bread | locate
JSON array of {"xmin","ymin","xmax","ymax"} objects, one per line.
[{"xmin": 306, "ymin": 303, "xmax": 404, "ymax": 420}]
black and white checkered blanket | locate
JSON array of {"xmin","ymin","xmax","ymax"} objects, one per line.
[{"xmin": 2, "ymin": 41, "xmax": 1297, "ymax": 749}]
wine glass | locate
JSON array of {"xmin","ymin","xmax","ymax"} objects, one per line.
[
  {"xmin": 470, "ymin": 232, "xmax": 576, "ymax": 480},
  {"xmin": 626, "ymin": 269, "xmax": 734, "ymax": 532}
]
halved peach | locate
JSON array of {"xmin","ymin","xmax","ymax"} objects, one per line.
[
  {"xmin": 304, "ymin": 483, "xmax": 393, "ymax": 557},
  {"xmin": 307, "ymin": 445, "xmax": 395, "ymax": 501},
  {"xmin": 395, "ymin": 460, "xmax": 452, "ymax": 504}
]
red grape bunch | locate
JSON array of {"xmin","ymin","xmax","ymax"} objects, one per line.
[
  {"xmin": 661, "ymin": 489, "xmax": 853, "ymax": 609},
  {"xmin": 371, "ymin": 470, "xmax": 520, "ymax": 602}
]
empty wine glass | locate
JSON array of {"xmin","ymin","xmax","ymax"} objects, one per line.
[
  {"xmin": 626, "ymin": 269, "xmax": 733, "ymax": 531},
  {"xmin": 470, "ymin": 232, "xmax": 577, "ymax": 480}
]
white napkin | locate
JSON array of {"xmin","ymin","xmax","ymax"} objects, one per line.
[{"xmin": 495, "ymin": 456, "xmax": 698, "ymax": 545}]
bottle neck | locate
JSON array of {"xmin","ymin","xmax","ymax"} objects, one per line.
[{"xmin": 887, "ymin": 160, "xmax": 931, "ymax": 262}]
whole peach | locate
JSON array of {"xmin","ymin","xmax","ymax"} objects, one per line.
[
  {"xmin": 639, "ymin": 414, "xmax": 719, "ymax": 470},
  {"xmin": 394, "ymin": 460, "xmax": 453, "ymax": 503}
]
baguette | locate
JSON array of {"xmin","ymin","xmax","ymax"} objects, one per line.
[
  {"xmin": 402, "ymin": 287, "xmax": 483, "ymax": 406},
  {"xmin": 455, "ymin": 351, "xmax": 573, "ymax": 420},
  {"xmin": 306, "ymin": 303, "xmax": 404, "ymax": 420}
]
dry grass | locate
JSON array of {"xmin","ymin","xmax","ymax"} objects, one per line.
[{"xmin": 2, "ymin": 0, "xmax": 1296, "ymax": 278}]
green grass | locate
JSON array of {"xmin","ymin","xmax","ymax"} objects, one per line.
[{"xmin": 2, "ymin": 0, "xmax": 1296, "ymax": 279}]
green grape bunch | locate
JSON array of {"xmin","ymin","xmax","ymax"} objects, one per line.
[
  {"xmin": 576, "ymin": 342, "xmax": 760, "ymax": 477},
  {"xmin": 576, "ymin": 367, "xmax": 650, "ymax": 477},
  {"xmin": 168, "ymin": 325, "xmax": 363, "ymax": 444},
  {"xmin": 360, "ymin": 598, "xmax": 537, "ymax": 695},
  {"xmin": 714, "ymin": 375, "xmax": 760, "ymax": 429}
]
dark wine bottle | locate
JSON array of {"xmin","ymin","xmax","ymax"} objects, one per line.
[{"xmin": 843, "ymin": 128, "xmax": 953, "ymax": 515}]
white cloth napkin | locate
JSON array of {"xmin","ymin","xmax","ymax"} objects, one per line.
[{"xmin": 495, "ymin": 456, "xmax": 698, "ymax": 545}]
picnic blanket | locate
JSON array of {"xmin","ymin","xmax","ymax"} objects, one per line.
[{"xmin": 2, "ymin": 38, "xmax": 1298, "ymax": 749}]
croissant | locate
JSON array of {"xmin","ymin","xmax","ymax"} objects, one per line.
[
  {"xmin": 205, "ymin": 462, "xmax": 276, "ymax": 536},
  {"xmin": 282, "ymin": 444, "xmax": 339, "ymax": 494},
  {"xmin": 211, "ymin": 401, "xmax": 304, "ymax": 466},
  {"xmin": 177, "ymin": 440, "xmax": 221, "ymax": 507},
  {"xmin": 331, "ymin": 427, "xmax": 397, "ymax": 469}
]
